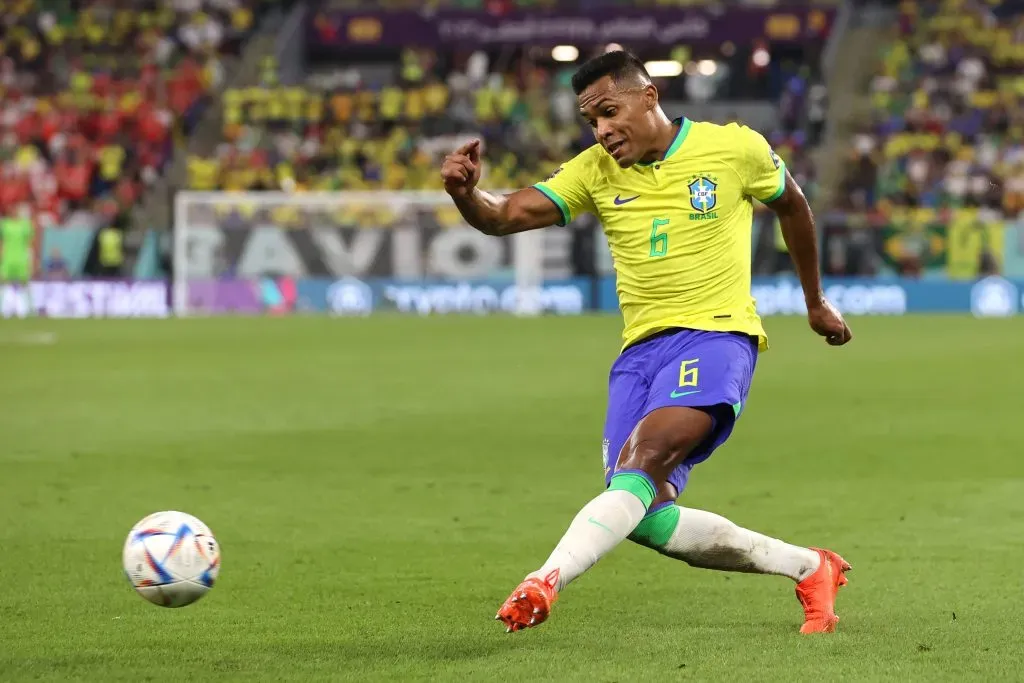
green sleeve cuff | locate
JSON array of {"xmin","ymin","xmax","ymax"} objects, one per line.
[
  {"xmin": 762, "ymin": 161, "xmax": 787, "ymax": 203},
  {"xmin": 533, "ymin": 183, "xmax": 571, "ymax": 226}
]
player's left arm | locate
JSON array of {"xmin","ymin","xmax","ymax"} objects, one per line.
[{"xmin": 740, "ymin": 128, "xmax": 852, "ymax": 346}]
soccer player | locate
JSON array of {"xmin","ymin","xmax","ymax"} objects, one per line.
[
  {"xmin": 441, "ymin": 51, "xmax": 853, "ymax": 635},
  {"xmin": 0, "ymin": 204, "xmax": 36, "ymax": 315}
]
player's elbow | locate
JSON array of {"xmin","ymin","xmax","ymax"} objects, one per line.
[
  {"xmin": 473, "ymin": 200, "xmax": 523, "ymax": 237},
  {"xmin": 466, "ymin": 212, "xmax": 512, "ymax": 237}
]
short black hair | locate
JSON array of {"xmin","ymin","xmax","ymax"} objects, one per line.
[{"xmin": 571, "ymin": 50, "xmax": 651, "ymax": 96}]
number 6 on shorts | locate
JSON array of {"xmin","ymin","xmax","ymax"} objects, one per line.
[{"xmin": 678, "ymin": 358, "xmax": 699, "ymax": 388}]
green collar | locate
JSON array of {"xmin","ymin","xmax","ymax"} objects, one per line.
[{"xmin": 637, "ymin": 117, "xmax": 691, "ymax": 166}]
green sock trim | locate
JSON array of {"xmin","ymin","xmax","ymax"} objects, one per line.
[
  {"xmin": 608, "ymin": 472, "xmax": 657, "ymax": 509},
  {"xmin": 628, "ymin": 504, "xmax": 680, "ymax": 547}
]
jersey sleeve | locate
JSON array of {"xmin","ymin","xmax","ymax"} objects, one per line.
[
  {"xmin": 531, "ymin": 151, "xmax": 596, "ymax": 226},
  {"xmin": 737, "ymin": 126, "xmax": 787, "ymax": 204}
]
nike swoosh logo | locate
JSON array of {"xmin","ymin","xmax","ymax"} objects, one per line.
[
  {"xmin": 670, "ymin": 389, "xmax": 702, "ymax": 398},
  {"xmin": 587, "ymin": 517, "xmax": 614, "ymax": 533},
  {"xmin": 613, "ymin": 194, "xmax": 640, "ymax": 205}
]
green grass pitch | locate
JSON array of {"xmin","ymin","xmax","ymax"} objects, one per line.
[{"xmin": 1, "ymin": 315, "xmax": 1022, "ymax": 681}]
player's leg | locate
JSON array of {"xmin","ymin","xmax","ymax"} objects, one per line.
[
  {"xmin": 495, "ymin": 346, "xmax": 656, "ymax": 632},
  {"xmin": 634, "ymin": 480, "xmax": 822, "ymax": 580},
  {"xmin": 625, "ymin": 333, "xmax": 851, "ymax": 632},
  {"xmin": 628, "ymin": 400, "xmax": 822, "ymax": 580},
  {"xmin": 496, "ymin": 332, "xmax": 743, "ymax": 631},
  {"xmin": 632, "ymin": 483, "xmax": 851, "ymax": 634},
  {"xmin": 496, "ymin": 406, "xmax": 715, "ymax": 632}
]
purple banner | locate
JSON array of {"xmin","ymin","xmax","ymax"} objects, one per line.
[
  {"xmin": 309, "ymin": 7, "xmax": 834, "ymax": 48},
  {"xmin": 184, "ymin": 278, "xmax": 300, "ymax": 315},
  {"xmin": 0, "ymin": 280, "xmax": 169, "ymax": 319},
  {"xmin": 186, "ymin": 279, "xmax": 263, "ymax": 314}
]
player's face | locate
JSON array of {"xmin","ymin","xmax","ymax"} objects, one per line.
[{"xmin": 578, "ymin": 76, "xmax": 657, "ymax": 168}]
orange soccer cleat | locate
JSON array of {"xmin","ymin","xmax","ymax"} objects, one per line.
[
  {"xmin": 795, "ymin": 547, "xmax": 852, "ymax": 634},
  {"xmin": 495, "ymin": 569, "xmax": 559, "ymax": 633}
]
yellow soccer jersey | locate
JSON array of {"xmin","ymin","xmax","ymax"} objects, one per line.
[{"xmin": 533, "ymin": 118, "xmax": 786, "ymax": 352}]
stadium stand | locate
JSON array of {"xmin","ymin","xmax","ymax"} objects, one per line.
[
  {"xmin": 184, "ymin": 0, "xmax": 833, "ymax": 275},
  {"xmin": 847, "ymin": 0, "xmax": 1021, "ymax": 215},
  {"xmin": 1, "ymin": 0, "xmax": 834, "ymax": 281},
  {"xmin": 312, "ymin": 0, "xmax": 840, "ymax": 8},
  {"xmin": 0, "ymin": 0, "xmax": 279, "ymax": 232},
  {"xmin": 189, "ymin": 51, "xmax": 590, "ymax": 194},
  {"xmin": 828, "ymin": 0, "xmax": 1022, "ymax": 278},
  {"xmin": 189, "ymin": 48, "xmax": 828, "ymax": 205}
]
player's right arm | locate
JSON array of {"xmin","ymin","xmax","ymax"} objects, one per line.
[
  {"xmin": 441, "ymin": 140, "xmax": 593, "ymax": 236},
  {"xmin": 735, "ymin": 125, "xmax": 852, "ymax": 346}
]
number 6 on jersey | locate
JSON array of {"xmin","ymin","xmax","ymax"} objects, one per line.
[{"xmin": 649, "ymin": 218, "xmax": 669, "ymax": 257}]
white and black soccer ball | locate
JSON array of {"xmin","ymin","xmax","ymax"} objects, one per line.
[{"xmin": 122, "ymin": 511, "xmax": 220, "ymax": 608}]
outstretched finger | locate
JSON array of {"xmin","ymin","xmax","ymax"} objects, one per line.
[{"xmin": 466, "ymin": 140, "xmax": 481, "ymax": 164}]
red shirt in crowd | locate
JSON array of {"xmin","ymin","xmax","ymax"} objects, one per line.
[
  {"xmin": 55, "ymin": 157, "xmax": 91, "ymax": 201},
  {"xmin": 0, "ymin": 172, "xmax": 30, "ymax": 210}
]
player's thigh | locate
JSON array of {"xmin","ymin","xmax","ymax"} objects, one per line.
[
  {"xmin": 652, "ymin": 329, "xmax": 756, "ymax": 442},
  {"xmin": 615, "ymin": 406, "xmax": 714, "ymax": 482},
  {"xmin": 604, "ymin": 377, "xmax": 695, "ymax": 508},
  {"xmin": 618, "ymin": 331, "xmax": 759, "ymax": 489}
]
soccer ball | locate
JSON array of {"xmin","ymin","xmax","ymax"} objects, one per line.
[{"xmin": 122, "ymin": 510, "xmax": 221, "ymax": 608}]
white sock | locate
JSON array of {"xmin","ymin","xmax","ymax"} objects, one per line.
[
  {"xmin": 659, "ymin": 507, "xmax": 820, "ymax": 582},
  {"xmin": 527, "ymin": 489, "xmax": 649, "ymax": 592}
]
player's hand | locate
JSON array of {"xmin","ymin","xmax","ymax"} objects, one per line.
[
  {"xmin": 442, "ymin": 139, "xmax": 482, "ymax": 198},
  {"xmin": 807, "ymin": 297, "xmax": 852, "ymax": 346}
]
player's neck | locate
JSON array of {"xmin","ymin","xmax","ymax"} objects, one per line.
[{"xmin": 640, "ymin": 116, "xmax": 681, "ymax": 164}]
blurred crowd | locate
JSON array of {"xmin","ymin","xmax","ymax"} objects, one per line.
[
  {"xmin": 187, "ymin": 48, "xmax": 827, "ymax": 199},
  {"xmin": 189, "ymin": 50, "xmax": 590, "ymax": 193},
  {"xmin": 0, "ymin": 0, "xmax": 277, "ymax": 229},
  {"xmin": 0, "ymin": 0, "xmax": 831, "ymax": 220},
  {"xmin": 842, "ymin": 0, "xmax": 1024, "ymax": 218},
  {"xmin": 1, "ymin": 0, "xmax": 833, "ymax": 281},
  {"xmin": 311, "ymin": 0, "xmax": 841, "ymax": 10},
  {"xmin": 825, "ymin": 0, "xmax": 1022, "ymax": 278}
]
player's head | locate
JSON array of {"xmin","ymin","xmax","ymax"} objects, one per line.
[{"xmin": 572, "ymin": 50, "xmax": 663, "ymax": 168}]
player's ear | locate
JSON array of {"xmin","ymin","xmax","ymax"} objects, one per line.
[{"xmin": 643, "ymin": 84, "xmax": 659, "ymax": 111}]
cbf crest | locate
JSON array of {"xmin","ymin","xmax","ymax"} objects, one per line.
[{"xmin": 687, "ymin": 174, "xmax": 719, "ymax": 220}]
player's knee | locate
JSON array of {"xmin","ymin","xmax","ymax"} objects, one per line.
[
  {"xmin": 627, "ymin": 528, "xmax": 660, "ymax": 550},
  {"xmin": 628, "ymin": 499, "xmax": 680, "ymax": 550}
]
